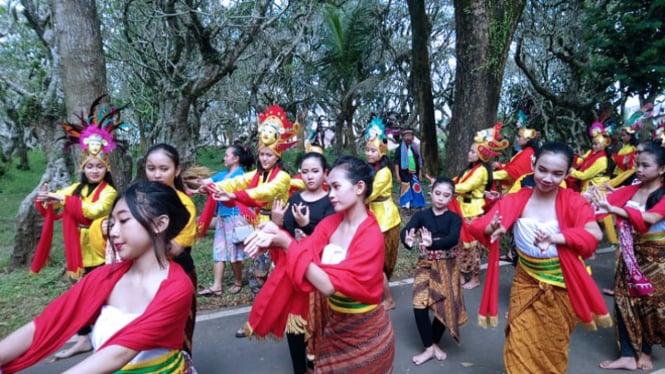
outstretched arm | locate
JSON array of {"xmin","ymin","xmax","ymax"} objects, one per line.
[
  {"xmin": 63, "ymin": 345, "xmax": 138, "ymax": 374},
  {"xmin": 0, "ymin": 322, "xmax": 35, "ymax": 366}
]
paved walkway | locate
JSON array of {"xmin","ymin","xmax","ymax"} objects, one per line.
[{"xmin": 24, "ymin": 249, "xmax": 665, "ymax": 373}]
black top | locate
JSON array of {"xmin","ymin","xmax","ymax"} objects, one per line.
[
  {"xmin": 400, "ymin": 208, "xmax": 461, "ymax": 251},
  {"xmin": 283, "ymin": 192, "xmax": 335, "ymax": 237}
]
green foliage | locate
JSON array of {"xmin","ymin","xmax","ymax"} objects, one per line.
[{"xmin": 585, "ymin": 0, "xmax": 665, "ymax": 98}]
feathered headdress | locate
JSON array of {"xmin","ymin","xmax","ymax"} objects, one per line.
[
  {"xmin": 364, "ymin": 116, "xmax": 388, "ymax": 157},
  {"xmin": 256, "ymin": 105, "xmax": 300, "ymax": 157},
  {"xmin": 623, "ymin": 104, "xmax": 652, "ymax": 135},
  {"xmin": 61, "ymin": 95, "xmax": 125, "ymax": 170},
  {"xmin": 588, "ymin": 121, "xmax": 612, "ymax": 147},
  {"xmin": 473, "ymin": 122, "xmax": 510, "ymax": 162},
  {"xmin": 515, "ymin": 108, "xmax": 538, "ymax": 141}
]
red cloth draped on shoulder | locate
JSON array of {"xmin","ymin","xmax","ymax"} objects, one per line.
[
  {"xmin": 246, "ymin": 212, "xmax": 385, "ymax": 338},
  {"xmin": 31, "ymin": 182, "xmax": 107, "ymax": 277},
  {"xmin": 468, "ymin": 187, "xmax": 611, "ymax": 330},
  {"xmin": 499, "ymin": 146, "xmax": 535, "ymax": 181},
  {"xmin": 2, "ymin": 260, "xmax": 193, "ymax": 374},
  {"xmin": 604, "ymin": 183, "xmax": 665, "ymax": 233}
]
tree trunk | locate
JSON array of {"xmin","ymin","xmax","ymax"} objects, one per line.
[
  {"xmin": 153, "ymin": 94, "xmax": 198, "ymax": 167},
  {"xmin": 446, "ymin": 0, "xmax": 526, "ymax": 176},
  {"xmin": 12, "ymin": 0, "xmax": 109, "ymax": 268},
  {"xmin": 407, "ymin": 0, "xmax": 441, "ymax": 177}
]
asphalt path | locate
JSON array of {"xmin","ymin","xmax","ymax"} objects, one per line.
[{"xmin": 23, "ymin": 249, "xmax": 665, "ymax": 373}]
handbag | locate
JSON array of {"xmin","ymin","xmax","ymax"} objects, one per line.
[{"xmin": 231, "ymin": 225, "xmax": 254, "ymax": 244}]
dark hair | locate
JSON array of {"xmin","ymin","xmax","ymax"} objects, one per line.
[
  {"xmin": 331, "ymin": 155, "xmax": 374, "ymax": 198},
  {"xmin": 228, "ymin": 144, "xmax": 255, "ymax": 170},
  {"xmin": 605, "ymin": 145, "xmax": 616, "ymax": 176},
  {"xmin": 109, "ymin": 181, "xmax": 190, "ymax": 267},
  {"xmin": 301, "ymin": 152, "xmax": 329, "ymax": 171},
  {"xmin": 432, "ymin": 176, "xmax": 455, "ymax": 193},
  {"xmin": 622, "ymin": 129, "xmax": 639, "ymax": 147},
  {"xmin": 145, "ymin": 143, "xmax": 186, "ymax": 192},
  {"xmin": 640, "ymin": 141, "xmax": 665, "ymax": 210},
  {"xmin": 524, "ymin": 137, "xmax": 541, "ymax": 154},
  {"xmin": 74, "ymin": 170, "xmax": 115, "ymax": 197},
  {"xmin": 534, "ymin": 141, "xmax": 575, "ymax": 169}
]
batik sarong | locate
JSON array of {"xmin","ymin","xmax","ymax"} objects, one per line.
[
  {"xmin": 613, "ymin": 232, "xmax": 665, "ymax": 355},
  {"xmin": 412, "ymin": 256, "xmax": 468, "ymax": 341},
  {"xmin": 504, "ymin": 264, "xmax": 577, "ymax": 374},
  {"xmin": 315, "ymin": 304, "xmax": 394, "ymax": 373}
]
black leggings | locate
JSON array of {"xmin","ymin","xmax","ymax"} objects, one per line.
[
  {"xmin": 414, "ymin": 308, "xmax": 445, "ymax": 347},
  {"xmin": 286, "ymin": 332, "xmax": 307, "ymax": 374}
]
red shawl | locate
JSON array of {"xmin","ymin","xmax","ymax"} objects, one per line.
[
  {"xmin": 605, "ymin": 183, "xmax": 665, "ymax": 233},
  {"xmin": 498, "ymin": 147, "xmax": 535, "ymax": 181},
  {"xmin": 3, "ymin": 260, "xmax": 192, "ymax": 374},
  {"xmin": 246, "ymin": 212, "xmax": 384, "ymax": 338},
  {"xmin": 468, "ymin": 187, "xmax": 611, "ymax": 330},
  {"xmin": 31, "ymin": 182, "xmax": 108, "ymax": 277}
]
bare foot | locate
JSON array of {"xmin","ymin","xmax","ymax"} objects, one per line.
[
  {"xmin": 381, "ymin": 300, "xmax": 396, "ymax": 310},
  {"xmin": 599, "ymin": 356, "xmax": 637, "ymax": 370},
  {"xmin": 462, "ymin": 280, "xmax": 480, "ymax": 290},
  {"xmin": 432, "ymin": 344, "xmax": 448, "ymax": 361},
  {"xmin": 412, "ymin": 346, "xmax": 435, "ymax": 366},
  {"xmin": 53, "ymin": 336, "xmax": 92, "ymax": 360},
  {"xmin": 637, "ymin": 354, "xmax": 652, "ymax": 370}
]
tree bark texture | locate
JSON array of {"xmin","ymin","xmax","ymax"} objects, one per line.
[
  {"xmin": 12, "ymin": 0, "xmax": 109, "ymax": 268},
  {"xmin": 407, "ymin": 0, "xmax": 441, "ymax": 176},
  {"xmin": 445, "ymin": 0, "xmax": 526, "ymax": 176}
]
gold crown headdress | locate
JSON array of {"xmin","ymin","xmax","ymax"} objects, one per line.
[
  {"xmin": 257, "ymin": 105, "xmax": 300, "ymax": 157},
  {"xmin": 61, "ymin": 95, "xmax": 125, "ymax": 170},
  {"xmin": 473, "ymin": 122, "xmax": 509, "ymax": 162}
]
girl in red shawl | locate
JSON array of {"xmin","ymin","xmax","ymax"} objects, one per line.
[
  {"xmin": 593, "ymin": 140, "xmax": 665, "ymax": 371},
  {"xmin": 0, "ymin": 182, "xmax": 194, "ymax": 374},
  {"xmin": 470, "ymin": 142, "xmax": 608, "ymax": 374},
  {"xmin": 244, "ymin": 155, "xmax": 395, "ymax": 373}
]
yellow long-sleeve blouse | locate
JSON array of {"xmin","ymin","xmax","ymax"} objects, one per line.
[
  {"xmin": 569, "ymin": 150, "xmax": 608, "ymax": 192},
  {"xmin": 215, "ymin": 168, "xmax": 291, "ymax": 223},
  {"xmin": 53, "ymin": 182, "xmax": 117, "ymax": 268},
  {"xmin": 174, "ymin": 190, "xmax": 197, "ymax": 249},
  {"xmin": 367, "ymin": 166, "xmax": 401, "ymax": 232},
  {"xmin": 455, "ymin": 164, "xmax": 487, "ymax": 218}
]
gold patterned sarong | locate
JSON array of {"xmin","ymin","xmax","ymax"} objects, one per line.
[
  {"xmin": 412, "ymin": 256, "xmax": 468, "ymax": 342},
  {"xmin": 504, "ymin": 264, "xmax": 577, "ymax": 374}
]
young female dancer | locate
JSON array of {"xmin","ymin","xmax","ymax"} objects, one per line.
[
  {"xmin": 197, "ymin": 145, "xmax": 254, "ymax": 296},
  {"xmin": 244, "ymin": 155, "xmax": 395, "ymax": 373},
  {"xmin": 454, "ymin": 124, "xmax": 508, "ymax": 289},
  {"xmin": 593, "ymin": 140, "xmax": 665, "ymax": 371},
  {"xmin": 271, "ymin": 152, "xmax": 334, "ymax": 373},
  {"xmin": 364, "ymin": 116, "xmax": 401, "ymax": 310},
  {"xmin": 209, "ymin": 105, "xmax": 296, "ymax": 297},
  {"xmin": 144, "ymin": 143, "xmax": 198, "ymax": 355},
  {"xmin": 0, "ymin": 182, "xmax": 195, "ymax": 374},
  {"xmin": 400, "ymin": 177, "xmax": 467, "ymax": 366},
  {"xmin": 469, "ymin": 141, "xmax": 610, "ymax": 374},
  {"xmin": 492, "ymin": 127, "xmax": 540, "ymax": 192},
  {"xmin": 32, "ymin": 99, "xmax": 121, "ymax": 360}
]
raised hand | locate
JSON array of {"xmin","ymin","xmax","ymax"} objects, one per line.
[
  {"xmin": 420, "ymin": 227, "xmax": 433, "ymax": 248},
  {"xmin": 404, "ymin": 228, "xmax": 417, "ymax": 248},
  {"xmin": 487, "ymin": 211, "xmax": 506, "ymax": 243},
  {"xmin": 533, "ymin": 228, "xmax": 553, "ymax": 253},
  {"xmin": 271, "ymin": 198, "xmax": 288, "ymax": 226},
  {"xmin": 291, "ymin": 202, "xmax": 310, "ymax": 228}
]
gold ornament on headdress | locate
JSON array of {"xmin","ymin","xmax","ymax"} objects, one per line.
[
  {"xmin": 364, "ymin": 116, "xmax": 388, "ymax": 157},
  {"xmin": 256, "ymin": 105, "xmax": 300, "ymax": 157},
  {"xmin": 589, "ymin": 121, "xmax": 612, "ymax": 147},
  {"xmin": 61, "ymin": 95, "xmax": 125, "ymax": 170},
  {"xmin": 518, "ymin": 127, "xmax": 538, "ymax": 141},
  {"xmin": 473, "ymin": 122, "xmax": 509, "ymax": 162}
]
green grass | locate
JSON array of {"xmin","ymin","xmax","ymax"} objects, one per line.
[{"xmin": 0, "ymin": 148, "xmax": 422, "ymax": 338}]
